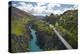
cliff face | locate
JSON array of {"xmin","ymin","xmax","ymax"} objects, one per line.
[
  {"xmin": 10, "ymin": 6, "xmax": 32, "ymax": 53},
  {"xmin": 32, "ymin": 9, "xmax": 78, "ymax": 50},
  {"xmin": 9, "ymin": 4, "xmax": 78, "ymax": 52},
  {"xmin": 32, "ymin": 20, "xmax": 66, "ymax": 50}
]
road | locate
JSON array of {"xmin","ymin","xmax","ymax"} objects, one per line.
[
  {"xmin": 49, "ymin": 24, "xmax": 73, "ymax": 49},
  {"xmin": 38, "ymin": 21, "xmax": 73, "ymax": 49}
]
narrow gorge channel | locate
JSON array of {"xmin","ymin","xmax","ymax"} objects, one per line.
[{"xmin": 29, "ymin": 26, "xmax": 42, "ymax": 52}]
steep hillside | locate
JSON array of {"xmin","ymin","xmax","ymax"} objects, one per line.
[
  {"xmin": 9, "ymin": 5, "xmax": 78, "ymax": 52},
  {"xmin": 11, "ymin": 7, "xmax": 31, "ymax": 20},
  {"xmin": 10, "ymin": 6, "xmax": 33, "ymax": 52},
  {"xmin": 57, "ymin": 10, "xmax": 78, "ymax": 49},
  {"xmin": 32, "ymin": 9, "xmax": 78, "ymax": 50}
]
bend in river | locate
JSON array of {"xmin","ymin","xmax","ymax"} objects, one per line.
[{"xmin": 29, "ymin": 26, "xmax": 42, "ymax": 52}]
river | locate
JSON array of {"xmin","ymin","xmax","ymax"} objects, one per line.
[{"xmin": 29, "ymin": 26, "xmax": 42, "ymax": 52}]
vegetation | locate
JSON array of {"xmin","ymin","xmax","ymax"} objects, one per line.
[
  {"xmin": 10, "ymin": 5, "xmax": 78, "ymax": 52},
  {"xmin": 44, "ymin": 10, "xmax": 78, "ymax": 49},
  {"xmin": 44, "ymin": 13, "xmax": 59, "ymax": 25},
  {"xmin": 56, "ymin": 10, "xmax": 78, "ymax": 48},
  {"xmin": 32, "ymin": 20, "xmax": 66, "ymax": 50},
  {"xmin": 33, "ymin": 20, "xmax": 53, "ymax": 36},
  {"xmin": 32, "ymin": 9, "xmax": 78, "ymax": 50},
  {"xmin": 11, "ymin": 16, "xmax": 32, "ymax": 36},
  {"xmin": 11, "ymin": 6, "xmax": 33, "ymax": 52}
]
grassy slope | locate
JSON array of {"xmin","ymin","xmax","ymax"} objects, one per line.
[
  {"xmin": 55, "ymin": 10, "xmax": 78, "ymax": 48},
  {"xmin": 11, "ymin": 7, "xmax": 33, "ymax": 52},
  {"xmin": 32, "ymin": 10, "xmax": 78, "ymax": 50},
  {"xmin": 32, "ymin": 20, "xmax": 62, "ymax": 50}
]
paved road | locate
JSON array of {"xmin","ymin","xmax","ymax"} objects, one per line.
[
  {"xmin": 49, "ymin": 24, "xmax": 73, "ymax": 49},
  {"xmin": 41, "ymin": 21, "xmax": 72, "ymax": 49}
]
